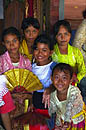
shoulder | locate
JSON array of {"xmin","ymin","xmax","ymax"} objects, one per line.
[
  {"xmin": 50, "ymin": 62, "xmax": 58, "ymax": 70},
  {"xmin": 68, "ymin": 85, "xmax": 81, "ymax": 97}
]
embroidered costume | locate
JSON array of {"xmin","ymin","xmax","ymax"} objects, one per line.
[
  {"xmin": 49, "ymin": 85, "xmax": 86, "ymax": 129},
  {"xmin": 0, "ymin": 51, "xmax": 32, "ymax": 129},
  {"xmin": 0, "ymin": 51, "xmax": 32, "ymax": 74},
  {"xmin": 52, "ymin": 43, "xmax": 86, "ymax": 82}
]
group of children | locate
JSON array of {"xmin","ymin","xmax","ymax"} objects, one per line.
[{"xmin": 0, "ymin": 17, "xmax": 86, "ymax": 130}]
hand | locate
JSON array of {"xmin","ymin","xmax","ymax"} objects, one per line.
[
  {"xmin": 42, "ymin": 89, "xmax": 50, "ymax": 108},
  {"xmin": 62, "ymin": 122, "xmax": 70, "ymax": 130},
  {"xmin": 54, "ymin": 125, "xmax": 62, "ymax": 130}
]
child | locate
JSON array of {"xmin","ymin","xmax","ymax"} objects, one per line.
[
  {"xmin": 27, "ymin": 34, "xmax": 56, "ymax": 130},
  {"xmin": 0, "ymin": 27, "xmax": 32, "ymax": 129},
  {"xmin": 43, "ymin": 20, "xmax": 86, "ymax": 105},
  {"xmin": 0, "ymin": 26, "xmax": 32, "ymax": 74},
  {"xmin": 48, "ymin": 63, "xmax": 85, "ymax": 130},
  {"xmin": 0, "ymin": 75, "xmax": 15, "ymax": 130},
  {"xmin": 19, "ymin": 17, "xmax": 40, "ymax": 62}
]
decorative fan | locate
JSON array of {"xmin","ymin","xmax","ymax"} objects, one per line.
[{"xmin": 4, "ymin": 68, "xmax": 43, "ymax": 92}]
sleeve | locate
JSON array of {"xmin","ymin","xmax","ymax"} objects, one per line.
[
  {"xmin": 64, "ymin": 86, "xmax": 84, "ymax": 123},
  {"xmin": 23, "ymin": 57, "xmax": 32, "ymax": 71},
  {"xmin": 74, "ymin": 48, "xmax": 86, "ymax": 82},
  {"xmin": 49, "ymin": 92, "xmax": 63, "ymax": 126},
  {"xmin": 48, "ymin": 92, "xmax": 57, "ymax": 116},
  {"xmin": 73, "ymin": 21, "xmax": 86, "ymax": 48},
  {"xmin": 0, "ymin": 91, "xmax": 15, "ymax": 114}
]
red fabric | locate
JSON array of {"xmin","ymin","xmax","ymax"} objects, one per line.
[
  {"xmin": 28, "ymin": 0, "xmax": 33, "ymax": 17},
  {"xmin": 0, "ymin": 91, "xmax": 15, "ymax": 114},
  {"xmin": 29, "ymin": 109, "xmax": 49, "ymax": 130}
]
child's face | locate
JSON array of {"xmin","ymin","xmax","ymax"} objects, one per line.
[
  {"xmin": 24, "ymin": 25, "xmax": 39, "ymax": 45},
  {"xmin": 3, "ymin": 34, "xmax": 20, "ymax": 54},
  {"xmin": 51, "ymin": 69, "xmax": 72, "ymax": 94},
  {"xmin": 33, "ymin": 43, "xmax": 53, "ymax": 66},
  {"xmin": 56, "ymin": 25, "xmax": 71, "ymax": 47}
]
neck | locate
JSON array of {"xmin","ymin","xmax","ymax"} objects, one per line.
[
  {"xmin": 26, "ymin": 41, "xmax": 33, "ymax": 54},
  {"xmin": 57, "ymin": 90, "xmax": 67, "ymax": 101},
  {"xmin": 58, "ymin": 45, "xmax": 68, "ymax": 54},
  {"xmin": 9, "ymin": 52, "xmax": 20, "ymax": 63}
]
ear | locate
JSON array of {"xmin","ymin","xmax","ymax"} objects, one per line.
[
  {"xmin": 70, "ymin": 77, "xmax": 73, "ymax": 84},
  {"xmin": 50, "ymin": 50, "xmax": 54, "ymax": 56}
]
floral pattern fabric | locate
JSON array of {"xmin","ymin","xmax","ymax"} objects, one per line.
[{"xmin": 49, "ymin": 85, "xmax": 85, "ymax": 127}]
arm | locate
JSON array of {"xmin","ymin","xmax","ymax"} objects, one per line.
[
  {"xmin": 64, "ymin": 86, "xmax": 83, "ymax": 123},
  {"xmin": 73, "ymin": 20, "xmax": 86, "ymax": 48},
  {"xmin": 1, "ymin": 113, "xmax": 12, "ymax": 130},
  {"xmin": 42, "ymin": 84, "xmax": 56, "ymax": 108},
  {"xmin": 75, "ymin": 48, "xmax": 86, "ymax": 82}
]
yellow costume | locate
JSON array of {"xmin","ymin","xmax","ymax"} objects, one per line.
[
  {"xmin": 52, "ymin": 43, "xmax": 86, "ymax": 82},
  {"xmin": 19, "ymin": 39, "xmax": 32, "ymax": 62}
]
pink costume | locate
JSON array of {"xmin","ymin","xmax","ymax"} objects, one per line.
[
  {"xmin": 0, "ymin": 51, "xmax": 32, "ymax": 74},
  {"xmin": 0, "ymin": 51, "xmax": 32, "ymax": 129}
]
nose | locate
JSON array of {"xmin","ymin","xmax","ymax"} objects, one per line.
[
  {"xmin": 61, "ymin": 34, "xmax": 65, "ymax": 39},
  {"xmin": 10, "ymin": 41, "xmax": 14, "ymax": 47},
  {"xmin": 29, "ymin": 31, "xmax": 33, "ymax": 37},
  {"xmin": 58, "ymin": 78, "xmax": 63, "ymax": 83},
  {"xmin": 38, "ymin": 50, "xmax": 42, "ymax": 55}
]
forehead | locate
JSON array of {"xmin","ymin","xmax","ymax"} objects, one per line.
[
  {"xmin": 36, "ymin": 42, "xmax": 49, "ymax": 47},
  {"xmin": 4, "ymin": 34, "xmax": 17, "ymax": 40},
  {"xmin": 53, "ymin": 69, "xmax": 70, "ymax": 75},
  {"xmin": 58, "ymin": 25, "xmax": 68, "ymax": 32},
  {"xmin": 25, "ymin": 25, "xmax": 38, "ymax": 30}
]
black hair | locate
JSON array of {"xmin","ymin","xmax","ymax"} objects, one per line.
[
  {"xmin": 82, "ymin": 9, "xmax": 86, "ymax": 19},
  {"xmin": 52, "ymin": 63, "xmax": 73, "ymax": 79},
  {"xmin": 2, "ymin": 27, "xmax": 21, "ymax": 42},
  {"xmin": 33, "ymin": 34, "xmax": 54, "ymax": 51},
  {"xmin": 53, "ymin": 20, "xmax": 72, "ymax": 37},
  {"xmin": 21, "ymin": 17, "xmax": 40, "ymax": 31}
]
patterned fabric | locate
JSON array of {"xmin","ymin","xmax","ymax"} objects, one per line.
[
  {"xmin": 49, "ymin": 85, "xmax": 85, "ymax": 128},
  {"xmin": 19, "ymin": 39, "xmax": 32, "ymax": 62},
  {"xmin": 73, "ymin": 19, "xmax": 86, "ymax": 66},
  {"xmin": 52, "ymin": 43, "xmax": 86, "ymax": 82},
  {"xmin": 0, "ymin": 75, "xmax": 8, "ymax": 107},
  {"xmin": 0, "ymin": 51, "xmax": 32, "ymax": 129},
  {"xmin": 0, "ymin": 51, "xmax": 32, "ymax": 74}
]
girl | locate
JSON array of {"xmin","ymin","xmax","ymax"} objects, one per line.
[
  {"xmin": 0, "ymin": 26, "xmax": 32, "ymax": 74},
  {"xmin": 0, "ymin": 27, "xmax": 32, "ymax": 129},
  {"xmin": 49, "ymin": 63, "xmax": 86, "ymax": 130},
  {"xmin": 43, "ymin": 20, "xmax": 86, "ymax": 105},
  {"xmin": 20, "ymin": 17, "xmax": 40, "ymax": 62}
]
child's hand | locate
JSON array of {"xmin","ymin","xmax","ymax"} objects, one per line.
[
  {"xmin": 62, "ymin": 122, "xmax": 70, "ymax": 130},
  {"xmin": 42, "ymin": 88, "xmax": 50, "ymax": 108},
  {"xmin": 54, "ymin": 125, "xmax": 62, "ymax": 130}
]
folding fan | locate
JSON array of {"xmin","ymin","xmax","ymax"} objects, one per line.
[{"xmin": 4, "ymin": 68, "xmax": 43, "ymax": 92}]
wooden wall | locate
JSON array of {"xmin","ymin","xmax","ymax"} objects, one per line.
[{"xmin": 64, "ymin": 0, "xmax": 86, "ymax": 29}]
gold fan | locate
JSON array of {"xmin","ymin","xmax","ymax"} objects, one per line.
[{"xmin": 4, "ymin": 68, "xmax": 43, "ymax": 92}]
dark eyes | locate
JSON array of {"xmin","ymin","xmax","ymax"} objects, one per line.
[
  {"xmin": 5, "ymin": 39, "xmax": 18, "ymax": 44},
  {"xmin": 57, "ymin": 32, "xmax": 69, "ymax": 37}
]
